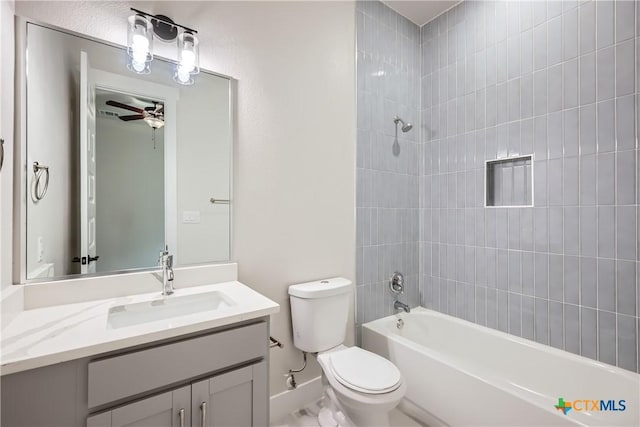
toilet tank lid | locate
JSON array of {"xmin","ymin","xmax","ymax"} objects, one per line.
[{"xmin": 288, "ymin": 277, "xmax": 352, "ymax": 299}]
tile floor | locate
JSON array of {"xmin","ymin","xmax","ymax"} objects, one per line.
[{"xmin": 273, "ymin": 399, "xmax": 425, "ymax": 427}]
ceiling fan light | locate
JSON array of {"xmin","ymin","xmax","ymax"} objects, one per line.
[{"xmin": 143, "ymin": 116, "xmax": 165, "ymax": 129}]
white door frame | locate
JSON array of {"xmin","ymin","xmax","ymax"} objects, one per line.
[
  {"xmin": 80, "ymin": 51, "xmax": 97, "ymax": 274},
  {"xmin": 92, "ymin": 69, "xmax": 179, "ymax": 264}
]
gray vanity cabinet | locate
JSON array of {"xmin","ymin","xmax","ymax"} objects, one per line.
[
  {"xmin": 1, "ymin": 319, "xmax": 270, "ymax": 427},
  {"xmin": 87, "ymin": 386, "xmax": 191, "ymax": 427},
  {"xmin": 89, "ymin": 361, "xmax": 268, "ymax": 427},
  {"xmin": 192, "ymin": 361, "xmax": 267, "ymax": 427}
]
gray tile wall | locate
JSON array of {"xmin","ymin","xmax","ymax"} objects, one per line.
[
  {"xmin": 356, "ymin": 0, "xmax": 638, "ymax": 373},
  {"xmin": 419, "ymin": 0, "xmax": 639, "ymax": 373},
  {"xmin": 355, "ymin": 1, "xmax": 421, "ymax": 344}
]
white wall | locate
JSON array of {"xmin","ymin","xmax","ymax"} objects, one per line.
[
  {"xmin": 95, "ymin": 118, "xmax": 164, "ymax": 272},
  {"xmin": 14, "ymin": 0, "xmax": 356, "ymax": 395},
  {"xmin": 1, "ymin": 0, "xmax": 15, "ymax": 290}
]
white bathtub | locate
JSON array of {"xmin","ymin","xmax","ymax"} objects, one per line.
[{"xmin": 362, "ymin": 307, "xmax": 640, "ymax": 427}]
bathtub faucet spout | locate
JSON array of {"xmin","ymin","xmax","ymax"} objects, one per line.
[{"xmin": 394, "ymin": 300, "xmax": 410, "ymax": 313}]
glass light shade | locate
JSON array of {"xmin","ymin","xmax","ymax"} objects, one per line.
[
  {"xmin": 177, "ymin": 31, "xmax": 199, "ymax": 75},
  {"xmin": 128, "ymin": 58, "xmax": 151, "ymax": 75},
  {"xmin": 127, "ymin": 14, "xmax": 153, "ymax": 74},
  {"xmin": 173, "ymin": 65, "xmax": 194, "ymax": 85}
]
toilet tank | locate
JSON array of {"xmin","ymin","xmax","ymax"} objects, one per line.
[{"xmin": 288, "ymin": 278, "xmax": 352, "ymax": 353}]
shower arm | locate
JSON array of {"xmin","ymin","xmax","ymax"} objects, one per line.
[
  {"xmin": 393, "ymin": 115, "xmax": 412, "ymax": 134},
  {"xmin": 394, "ymin": 119, "xmax": 399, "ymax": 141}
]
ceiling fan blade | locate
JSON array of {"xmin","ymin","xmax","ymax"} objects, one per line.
[
  {"xmin": 118, "ymin": 114, "xmax": 145, "ymax": 121},
  {"xmin": 106, "ymin": 100, "xmax": 144, "ymax": 113}
]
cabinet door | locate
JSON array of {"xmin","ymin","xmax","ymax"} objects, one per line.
[
  {"xmin": 87, "ymin": 386, "xmax": 190, "ymax": 427},
  {"xmin": 192, "ymin": 362, "xmax": 267, "ymax": 427}
]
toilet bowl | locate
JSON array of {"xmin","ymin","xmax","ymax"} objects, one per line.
[
  {"xmin": 288, "ymin": 278, "xmax": 406, "ymax": 427},
  {"xmin": 316, "ymin": 345, "xmax": 406, "ymax": 427}
]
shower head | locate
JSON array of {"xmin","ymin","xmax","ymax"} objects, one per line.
[{"xmin": 394, "ymin": 116, "xmax": 413, "ymax": 132}]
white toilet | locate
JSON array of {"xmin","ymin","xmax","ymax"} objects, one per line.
[{"xmin": 288, "ymin": 278, "xmax": 406, "ymax": 427}]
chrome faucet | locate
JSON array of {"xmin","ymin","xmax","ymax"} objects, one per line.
[
  {"xmin": 159, "ymin": 247, "xmax": 175, "ymax": 296},
  {"xmin": 394, "ymin": 300, "xmax": 410, "ymax": 313}
]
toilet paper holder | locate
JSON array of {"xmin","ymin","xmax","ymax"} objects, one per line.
[{"xmin": 269, "ymin": 336, "xmax": 283, "ymax": 349}]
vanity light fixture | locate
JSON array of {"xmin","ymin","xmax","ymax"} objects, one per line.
[
  {"xmin": 127, "ymin": 8, "xmax": 200, "ymax": 85},
  {"xmin": 173, "ymin": 31, "xmax": 200, "ymax": 85},
  {"xmin": 127, "ymin": 13, "xmax": 153, "ymax": 74}
]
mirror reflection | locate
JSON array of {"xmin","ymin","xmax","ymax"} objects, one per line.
[
  {"xmin": 95, "ymin": 89, "xmax": 165, "ymax": 273},
  {"xmin": 24, "ymin": 22, "xmax": 232, "ymax": 281}
]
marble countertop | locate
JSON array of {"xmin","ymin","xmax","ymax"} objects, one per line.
[{"xmin": 1, "ymin": 281, "xmax": 279, "ymax": 376}]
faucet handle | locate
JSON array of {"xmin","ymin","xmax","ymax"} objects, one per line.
[
  {"xmin": 389, "ymin": 271, "xmax": 404, "ymax": 294},
  {"xmin": 158, "ymin": 246, "xmax": 169, "ymax": 263}
]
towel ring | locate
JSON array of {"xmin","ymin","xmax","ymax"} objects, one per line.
[{"xmin": 32, "ymin": 161, "xmax": 50, "ymax": 201}]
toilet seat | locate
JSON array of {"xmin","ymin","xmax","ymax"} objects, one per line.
[
  {"xmin": 326, "ymin": 347, "xmax": 401, "ymax": 394},
  {"xmin": 316, "ymin": 346, "xmax": 407, "ymax": 426}
]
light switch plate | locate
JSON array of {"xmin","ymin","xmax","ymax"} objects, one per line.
[{"xmin": 182, "ymin": 211, "xmax": 201, "ymax": 224}]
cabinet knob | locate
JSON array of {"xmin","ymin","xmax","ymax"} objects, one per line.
[{"xmin": 178, "ymin": 408, "xmax": 185, "ymax": 427}]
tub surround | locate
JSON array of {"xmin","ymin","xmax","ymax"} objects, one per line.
[
  {"xmin": 1, "ymin": 263, "xmax": 279, "ymax": 375},
  {"xmin": 355, "ymin": 1, "xmax": 422, "ymax": 346},
  {"xmin": 357, "ymin": 0, "xmax": 640, "ymax": 373},
  {"xmin": 418, "ymin": 0, "xmax": 639, "ymax": 373}
]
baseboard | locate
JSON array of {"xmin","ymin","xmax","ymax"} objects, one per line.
[{"xmin": 270, "ymin": 376, "xmax": 323, "ymax": 424}]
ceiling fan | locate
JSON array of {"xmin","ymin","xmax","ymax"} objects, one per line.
[{"xmin": 105, "ymin": 100, "xmax": 165, "ymax": 129}]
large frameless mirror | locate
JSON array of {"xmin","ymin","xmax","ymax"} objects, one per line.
[{"xmin": 19, "ymin": 20, "xmax": 232, "ymax": 282}]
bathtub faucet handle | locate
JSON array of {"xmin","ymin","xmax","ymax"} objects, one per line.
[{"xmin": 389, "ymin": 271, "xmax": 404, "ymax": 294}]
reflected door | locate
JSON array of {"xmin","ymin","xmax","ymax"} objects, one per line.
[{"xmin": 80, "ymin": 51, "xmax": 97, "ymax": 274}]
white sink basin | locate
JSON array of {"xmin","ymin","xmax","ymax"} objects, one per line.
[{"xmin": 107, "ymin": 291, "xmax": 235, "ymax": 329}]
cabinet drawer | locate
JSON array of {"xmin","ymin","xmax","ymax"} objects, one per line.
[{"xmin": 88, "ymin": 322, "xmax": 267, "ymax": 409}]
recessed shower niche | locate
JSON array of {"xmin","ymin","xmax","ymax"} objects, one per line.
[{"xmin": 485, "ymin": 156, "xmax": 533, "ymax": 207}]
